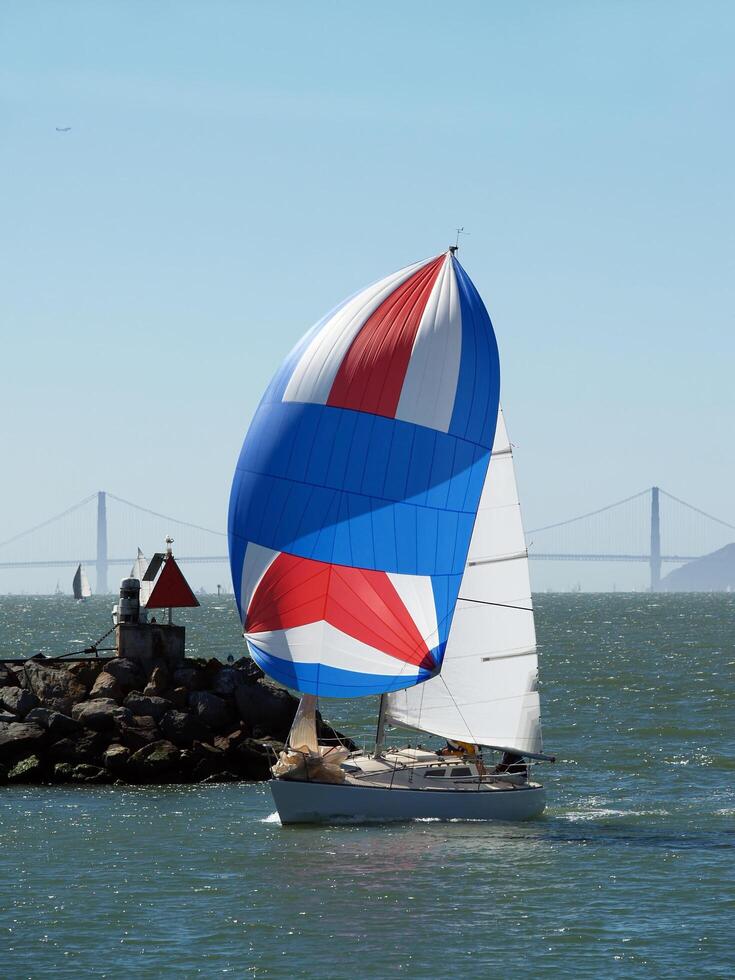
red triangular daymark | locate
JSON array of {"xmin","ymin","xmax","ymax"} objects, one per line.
[{"xmin": 145, "ymin": 556, "xmax": 200, "ymax": 608}]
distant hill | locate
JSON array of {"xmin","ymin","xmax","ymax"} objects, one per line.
[{"xmin": 661, "ymin": 543, "xmax": 735, "ymax": 592}]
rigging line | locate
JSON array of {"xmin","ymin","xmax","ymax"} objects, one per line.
[
  {"xmin": 106, "ymin": 493, "xmax": 227, "ymax": 537},
  {"xmin": 457, "ymin": 596, "xmax": 533, "ymax": 612},
  {"xmin": 0, "ymin": 494, "xmax": 97, "ymax": 550},
  {"xmin": 659, "ymin": 490, "xmax": 735, "ymax": 532},
  {"xmin": 437, "ymin": 673, "xmax": 482, "ymax": 749},
  {"xmin": 527, "ymin": 489, "xmax": 650, "ymax": 534}
]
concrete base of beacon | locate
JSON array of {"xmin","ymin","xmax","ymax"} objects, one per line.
[{"xmin": 270, "ymin": 778, "xmax": 546, "ymax": 825}]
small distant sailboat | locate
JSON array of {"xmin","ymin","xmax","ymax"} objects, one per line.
[
  {"xmin": 72, "ymin": 563, "xmax": 92, "ymax": 601},
  {"xmin": 228, "ymin": 248, "xmax": 552, "ymax": 823}
]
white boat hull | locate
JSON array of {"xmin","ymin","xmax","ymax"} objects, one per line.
[{"xmin": 270, "ymin": 777, "xmax": 546, "ymax": 824}]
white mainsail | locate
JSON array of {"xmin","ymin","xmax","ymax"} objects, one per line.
[{"xmin": 385, "ymin": 407, "xmax": 542, "ymax": 753}]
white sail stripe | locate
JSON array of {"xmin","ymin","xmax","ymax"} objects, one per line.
[
  {"xmin": 247, "ymin": 621, "xmax": 426, "ymax": 678},
  {"xmin": 395, "ymin": 254, "xmax": 461, "ymax": 432},
  {"xmin": 385, "ymin": 571, "xmax": 439, "ymax": 650},
  {"xmin": 239, "ymin": 542, "xmax": 281, "ymax": 624},
  {"xmin": 282, "ymin": 260, "xmax": 428, "ymax": 406}
]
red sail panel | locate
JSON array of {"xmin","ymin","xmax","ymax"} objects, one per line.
[
  {"xmin": 245, "ymin": 552, "xmax": 434, "ymax": 669},
  {"xmin": 326, "ymin": 255, "xmax": 444, "ymax": 418}
]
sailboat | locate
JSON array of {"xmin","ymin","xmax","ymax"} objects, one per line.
[
  {"xmin": 228, "ymin": 248, "xmax": 552, "ymax": 823},
  {"xmin": 72, "ymin": 563, "xmax": 92, "ymax": 601}
]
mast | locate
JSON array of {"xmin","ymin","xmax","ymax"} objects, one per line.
[{"xmin": 374, "ymin": 694, "xmax": 387, "ymax": 757}]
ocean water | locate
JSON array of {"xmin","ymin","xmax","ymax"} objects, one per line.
[{"xmin": 1, "ymin": 594, "xmax": 733, "ymax": 978}]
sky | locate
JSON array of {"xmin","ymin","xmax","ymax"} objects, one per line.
[{"xmin": 1, "ymin": 1, "xmax": 734, "ymax": 592}]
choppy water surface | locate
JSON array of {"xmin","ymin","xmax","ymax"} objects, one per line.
[{"xmin": 1, "ymin": 594, "xmax": 733, "ymax": 978}]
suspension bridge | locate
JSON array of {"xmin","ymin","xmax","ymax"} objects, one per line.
[{"xmin": 1, "ymin": 487, "xmax": 734, "ymax": 593}]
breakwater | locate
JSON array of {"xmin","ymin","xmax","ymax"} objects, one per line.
[{"xmin": 0, "ymin": 654, "xmax": 348, "ymax": 785}]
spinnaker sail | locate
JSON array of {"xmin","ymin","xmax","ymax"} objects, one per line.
[
  {"xmin": 385, "ymin": 407, "xmax": 542, "ymax": 753},
  {"xmin": 228, "ymin": 251, "xmax": 500, "ymax": 698}
]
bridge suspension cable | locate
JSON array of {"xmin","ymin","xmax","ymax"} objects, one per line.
[
  {"xmin": 0, "ymin": 493, "xmax": 97, "ymax": 551},
  {"xmin": 527, "ymin": 489, "xmax": 651, "ymax": 535},
  {"xmin": 659, "ymin": 490, "xmax": 735, "ymax": 533},
  {"xmin": 105, "ymin": 493, "xmax": 226, "ymax": 537}
]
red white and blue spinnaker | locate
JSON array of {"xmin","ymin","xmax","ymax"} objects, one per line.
[{"xmin": 228, "ymin": 251, "xmax": 500, "ymax": 697}]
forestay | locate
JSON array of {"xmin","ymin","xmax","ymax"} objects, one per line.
[
  {"xmin": 385, "ymin": 407, "xmax": 543, "ymax": 754},
  {"xmin": 228, "ymin": 251, "xmax": 501, "ymax": 699}
]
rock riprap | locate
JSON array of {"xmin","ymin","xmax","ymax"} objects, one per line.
[{"xmin": 0, "ymin": 655, "xmax": 351, "ymax": 785}]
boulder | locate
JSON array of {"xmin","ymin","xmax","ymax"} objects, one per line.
[
  {"xmin": 159, "ymin": 710, "xmax": 207, "ymax": 747},
  {"xmin": 7, "ymin": 754, "xmax": 44, "ymax": 783},
  {"xmin": 0, "ymin": 686, "xmax": 39, "ymax": 718},
  {"xmin": 202, "ymin": 658, "xmax": 224, "ymax": 684},
  {"xmin": 0, "ymin": 664, "xmax": 17, "ymax": 687},
  {"xmin": 233, "ymin": 658, "xmax": 264, "ymax": 683},
  {"xmin": 172, "ymin": 666, "xmax": 200, "ymax": 689},
  {"xmin": 65, "ymin": 659, "xmax": 105, "ymax": 690},
  {"xmin": 115, "ymin": 718, "xmax": 159, "ymax": 751},
  {"xmin": 0, "ymin": 712, "xmax": 16, "ymax": 723},
  {"xmin": 48, "ymin": 729, "xmax": 107, "ymax": 765},
  {"xmin": 129, "ymin": 740, "xmax": 180, "ymax": 780},
  {"xmin": 103, "ymin": 743, "xmax": 131, "ymax": 774},
  {"xmin": 191, "ymin": 740, "xmax": 227, "ymax": 781},
  {"xmin": 25, "ymin": 707, "xmax": 81, "ymax": 740},
  {"xmin": 72, "ymin": 699, "xmax": 132, "ymax": 732},
  {"xmin": 210, "ymin": 668, "xmax": 244, "ymax": 697},
  {"xmin": 213, "ymin": 728, "xmax": 249, "ymax": 755},
  {"xmin": 53, "ymin": 762, "xmax": 75, "ymax": 782},
  {"xmin": 18, "ymin": 661, "xmax": 88, "ymax": 714},
  {"xmin": 200, "ymin": 771, "xmax": 240, "ymax": 783},
  {"xmin": 235, "ymin": 682, "xmax": 298, "ymax": 741},
  {"xmin": 143, "ymin": 665, "xmax": 170, "ymax": 698},
  {"xmin": 69, "ymin": 763, "xmax": 112, "ymax": 784},
  {"xmin": 123, "ymin": 694, "xmax": 171, "ymax": 722},
  {"xmin": 89, "ymin": 672, "xmax": 124, "ymax": 703},
  {"xmin": 130, "ymin": 714, "xmax": 159, "ymax": 732},
  {"xmin": 103, "ymin": 658, "xmax": 145, "ymax": 693},
  {"xmin": 0, "ymin": 722, "xmax": 46, "ymax": 761},
  {"xmin": 188, "ymin": 691, "xmax": 233, "ymax": 732}
]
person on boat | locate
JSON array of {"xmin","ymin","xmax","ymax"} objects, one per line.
[{"xmin": 437, "ymin": 739, "xmax": 468, "ymax": 757}]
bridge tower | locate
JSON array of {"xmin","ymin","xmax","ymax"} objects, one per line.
[
  {"xmin": 650, "ymin": 486, "xmax": 661, "ymax": 592},
  {"xmin": 96, "ymin": 490, "xmax": 109, "ymax": 594}
]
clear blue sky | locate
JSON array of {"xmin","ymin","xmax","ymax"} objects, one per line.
[{"xmin": 2, "ymin": 1, "xmax": 734, "ymax": 591}]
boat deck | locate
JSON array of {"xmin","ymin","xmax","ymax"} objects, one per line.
[{"xmin": 341, "ymin": 748, "xmax": 539, "ymax": 793}]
